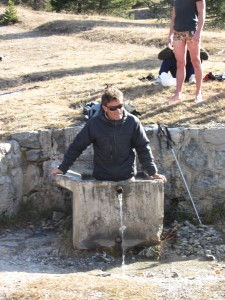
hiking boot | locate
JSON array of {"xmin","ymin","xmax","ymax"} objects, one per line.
[{"xmin": 189, "ymin": 74, "xmax": 196, "ymax": 84}]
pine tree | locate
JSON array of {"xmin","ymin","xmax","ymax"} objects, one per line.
[{"xmin": 2, "ymin": 0, "xmax": 19, "ymax": 25}]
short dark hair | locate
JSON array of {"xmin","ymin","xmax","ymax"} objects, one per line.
[{"xmin": 101, "ymin": 87, "xmax": 123, "ymax": 106}]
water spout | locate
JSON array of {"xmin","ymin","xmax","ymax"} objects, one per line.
[{"xmin": 116, "ymin": 186, "xmax": 123, "ymax": 195}]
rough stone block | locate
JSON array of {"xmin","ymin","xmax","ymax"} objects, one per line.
[{"xmin": 56, "ymin": 172, "xmax": 164, "ymax": 250}]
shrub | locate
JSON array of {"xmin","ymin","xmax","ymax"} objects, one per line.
[{"xmin": 1, "ymin": 0, "xmax": 19, "ymax": 25}]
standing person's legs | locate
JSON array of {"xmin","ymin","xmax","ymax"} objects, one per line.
[
  {"xmin": 166, "ymin": 41, "xmax": 186, "ymax": 102},
  {"xmin": 187, "ymin": 41, "xmax": 202, "ymax": 102},
  {"xmin": 185, "ymin": 61, "xmax": 195, "ymax": 81}
]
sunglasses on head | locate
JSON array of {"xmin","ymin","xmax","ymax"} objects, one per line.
[{"xmin": 106, "ymin": 104, "xmax": 123, "ymax": 111}]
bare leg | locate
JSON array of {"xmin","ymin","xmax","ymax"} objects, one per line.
[
  {"xmin": 187, "ymin": 40, "xmax": 203, "ymax": 102},
  {"xmin": 166, "ymin": 40, "xmax": 187, "ymax": 102}
]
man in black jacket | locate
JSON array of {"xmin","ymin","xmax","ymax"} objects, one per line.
[{"xmin": 51, "ymin": 87, "xmax": 166, "ymax": 183}]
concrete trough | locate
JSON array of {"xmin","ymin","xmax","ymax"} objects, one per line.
[{"xmin": 56, "ymin": 171, "xmax": 164, "ymax": 250}]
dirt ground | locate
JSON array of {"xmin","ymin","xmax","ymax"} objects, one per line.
[{"xmin": 0, "ymin": 226, "xmax": 224, "ymax": 300}]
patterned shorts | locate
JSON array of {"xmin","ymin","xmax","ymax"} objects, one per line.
[{"xmin": 174, "ymin": 31, "xmax": 195, "ymax": 42}]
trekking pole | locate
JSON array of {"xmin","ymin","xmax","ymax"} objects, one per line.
[{"xmin": 157, "ymin": 124, "xmax": 202, "ymax": 225}]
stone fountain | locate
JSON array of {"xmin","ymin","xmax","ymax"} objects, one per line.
[{"xmin": 56, "ymin": 171, "xmax": 164, "ymax": 250}]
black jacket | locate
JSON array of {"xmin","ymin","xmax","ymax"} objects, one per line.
[{"xmin": 58, "ymin": 109, "xmax": 157, "ymax": 181}]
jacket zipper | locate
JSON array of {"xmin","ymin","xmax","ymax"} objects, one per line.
[{"xmin": 113, "ymin": 122, "xmax": 117, "ymax": 181}]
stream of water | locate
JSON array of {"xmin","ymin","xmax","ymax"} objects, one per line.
[{"xmin": 118, "ymin": 193, "xmax": 126, "ymax": 266}]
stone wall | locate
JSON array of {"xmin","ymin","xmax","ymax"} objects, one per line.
[
  {"xmin": 146, "ymin": 127, "xmax": 225, "ymax": 220},
  {"xmin": 0, "ymin": 126, "xmax": 225, "ymax": 222}
]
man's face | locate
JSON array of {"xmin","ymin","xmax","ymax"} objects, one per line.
[{"xmin": 102, "ymin": 99, "xmax": 124, "ymax": 121}]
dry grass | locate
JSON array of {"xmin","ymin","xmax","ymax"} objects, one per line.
[
  {"xmin": 0, "ymin": 6, "xmax": 225, "ymax": 137},
  {"xmin": 4, "ymin": 272, "xmax": 157, "ymax": 300}
]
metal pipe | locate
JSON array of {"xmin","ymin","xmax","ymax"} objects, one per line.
[{"xmin": 116, "ymin": 186, "xmax": 123, "ymax": 194}]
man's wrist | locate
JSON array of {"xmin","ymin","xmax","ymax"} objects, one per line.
[{"xmin": 148, "ymin": 172, "xmax": 156, "ymax": 177}]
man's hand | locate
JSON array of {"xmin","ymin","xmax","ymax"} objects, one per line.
[
  {"xmin": 50, "ymin": 168, "xmax": 64, "ymax": 177},
  {"xmin": 149, "ymin": 173, "xmax": 167, "ymax": 183}
]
